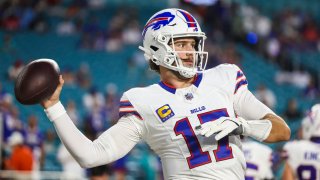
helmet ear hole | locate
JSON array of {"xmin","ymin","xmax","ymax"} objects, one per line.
[
  {"xmin": 150, "ymin": 46, "xmax": 159, "ymax": 52},
  {"xmin": 165, "ymin": 57, "xmax": 174, "ymax": 65},
  {"xmin": 151, "ymin": 57, "xmax": 160, "ymax": 65},
  {"xmin": 157, "ymin": 34, "xmax": 168, "ymax": 43}
]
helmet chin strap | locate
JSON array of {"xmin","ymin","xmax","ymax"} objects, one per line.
[
  {"xmin": 179, "ymin": 69, "xmax": 196, "ymax": 78},
  {"xmin": 175, "ymin": 55, "xmax": 197, "ymax": 78},
  {"xmin": 170, "ymin": 69, "xmax": 194, "ymax": 80},
  {"xmin": 165, "ymin": 55, "xmax": 196, "ymax": 79}
]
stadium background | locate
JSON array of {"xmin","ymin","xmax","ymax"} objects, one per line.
[{"xmin": 0, "ymin": 0, "xmax": 319, "ymax": 179}]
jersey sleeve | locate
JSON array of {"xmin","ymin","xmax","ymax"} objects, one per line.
[
  {"xmin": 119, "ymin": 94, "xmax": 143, "ymax": 120},
  {"xmin": 119, "ymin": 93, "xmax": 147, "ymax": 138},
  {"xmin": 45, "ymin": 102, "xmax": 144, "ymax": 168},
  {"xmin": 231, "ymin": 65, "xmax": 274, "ymax": 120},
  {"xmin": 233, "ymin": 66, "xmax": 248, "ymax": 95}
]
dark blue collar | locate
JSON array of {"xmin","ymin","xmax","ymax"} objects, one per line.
[
  {"xmin": 159, "ymin": 73, "xmax": 203, "ymax": 94},
  {"xmin": 310, "ymin": 137, "xmax": 320, "ymax": 144},
  {"xmin": 193, "ymin": 73, "xmax": 203, "ymax": 87}
]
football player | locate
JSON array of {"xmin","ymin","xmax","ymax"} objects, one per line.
[
  {"xmin": 41, "ymin": 8, "xmax": 290, "ymax": 179},
  {"xmin": 242, "ymin": 138, "xmax": 274, "ymax": 180},
  {"xmin": 282, "ymin": 104, "xmax": 320, "ymax": 180}
]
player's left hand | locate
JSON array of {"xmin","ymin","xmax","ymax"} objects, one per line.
[{"xmin": 196, "ymin": 117, "xmax": 247, "ymax": 141}]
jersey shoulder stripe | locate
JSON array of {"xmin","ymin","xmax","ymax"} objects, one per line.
[
  {"xmin": 234, "ymin": 78, "xmax": 248, "ymax": 94},
  {"xmin": 236, "ymin": 70, "xmax": 244, "ymax": 80},
  {"xmin": 233, "ymin": 66, "xmax": 248, "ymax": 94},
  {"xmin": 119, "ymin": 111, "xmax": 143, "ymax": 120},
  {"xmin": 119, "ymin": 100, "xmax": 133, "ymax": 108},
  {"xmin": 205, "ymin": 64, "xmax": 248, "ymax": 94},
  {"xmin": 119, "ymin": 99, "xmax": 143, "ymax": 120}
]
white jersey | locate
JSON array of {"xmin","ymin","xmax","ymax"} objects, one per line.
[
  {"xmin": 242, "ymin": 140, "xmax": 273, "ymax": 180},
  {"xmin": 283, "ymin": 139, "xmax": 320, "ymax": 180},
  {"xmin": 119, "ymin": 64, "xmax": 273, "ymax": 180}
]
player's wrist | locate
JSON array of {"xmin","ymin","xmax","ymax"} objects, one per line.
[
  {"xmin": 44, "ymin": 101, "xmax": 66, "ymax": 122},
  {"xmin": 240, "ymin": 118, "xmax": 272, "ymax": 142},
  {"xmin": 41, "ymin": 99, "xmax": 60, "ymax": 109}
]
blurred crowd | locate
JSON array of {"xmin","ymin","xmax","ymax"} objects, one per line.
[{"xmin": 1, "ymin": 0, "xmax": 320, "ymax": 179}]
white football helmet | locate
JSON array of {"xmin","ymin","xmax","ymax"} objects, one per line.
[
  {"xmin": 301, "ymin": 104, "xmax": 320, "ymax": 140},
  {"xmin": 139, "ymin": 8, "xmax": 208, "ymax": 78}
]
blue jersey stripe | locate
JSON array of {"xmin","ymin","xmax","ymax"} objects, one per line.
[
  {"xmin": 234, "ymin": 79, "xmax": 248, "ymax": 94},
  {"xmin": 246, "ymin": 162, "xmax": 258, "ymax": 170},
  {"xmin": 236, "ymin": 71, "xmax": 244, "ymax": 80},
  {"xmin": 119, "ymin": 111, "xmax": 143, "ymax": 120},
  {"xmin": 159, "ymin": 81, "xmax": 176, "ymax": 94},
  {"xmin": 193, "ymin": 73, "xmax": 203, "ymax": 87},
  {"xmin": 120, "ymin": 101, "xmax": 133, "ymax": 107},
  {"xmin": 159, "ymin": 73, "xmax": 203, "ymax": 94}
]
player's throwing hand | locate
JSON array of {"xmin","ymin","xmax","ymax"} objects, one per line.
[{"xmin": 41, "ymin": 75, "xmax": 64, "ymax": 109}]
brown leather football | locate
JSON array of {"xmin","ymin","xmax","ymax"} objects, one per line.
[{"xmin": 14, "ymin": 59, "xmax": 60, "ymax": 105}]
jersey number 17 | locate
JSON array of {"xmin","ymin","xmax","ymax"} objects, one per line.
[{"xmin": 174, "ymin": 108, "xmax": 233, "ymax": 169}]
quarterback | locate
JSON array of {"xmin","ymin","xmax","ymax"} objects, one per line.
[{"xmin": 42, "ymin": 8, "xmax": 290, "ymax": 179}]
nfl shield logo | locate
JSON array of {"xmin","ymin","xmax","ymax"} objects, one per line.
[{"xmin": 185, "ymin": 93, "xmax": 194, "ymax": 100}]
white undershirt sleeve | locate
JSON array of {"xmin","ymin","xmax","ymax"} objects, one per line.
[
  {"xmin": 234, "ymin": 89, "xmax": 273, "ymax": 141},
  {"xmin": 234, "ymin": 89, "xmax": 274, "ymax": 120},
  {"xmin": 45, "ymin": 102, "xmax": 142, "ymax": 168}
]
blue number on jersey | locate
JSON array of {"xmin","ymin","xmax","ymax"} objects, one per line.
[
  {"xmin": 174, "ymin": 108, "xmax": 233, "ymax": 169},
  {"xmin": 174, "ymin": 118, "xmax": 211, "ymax": 168},
  {"xmin": 245, "ymin": 162, "xmax": 259, "ymax": 180},
  {"xmin": 297, "ymin": 165, "xmax": 317, "ymax": 180}
]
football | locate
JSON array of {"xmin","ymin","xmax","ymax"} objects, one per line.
[{"xmin": 14, "ymin": 59, "xmax": 60, "ymax": 105}]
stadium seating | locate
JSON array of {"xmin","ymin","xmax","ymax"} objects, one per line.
[{"xmin": 238, "ymin": 0, "xmax": 320, "ymax": 21}]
